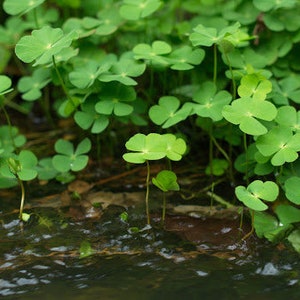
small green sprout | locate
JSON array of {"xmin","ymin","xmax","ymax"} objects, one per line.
[
  {"xmin": 152, "ymin": 170, "xmax": 179, "ymax": 223},
  {"xmin": 0, "ymin": 150, "xmax": 38, "ymax": 219}
]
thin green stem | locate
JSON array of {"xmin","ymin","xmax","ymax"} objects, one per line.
[
  {"xmin": 213, "ymin": 44, "xmax": 218, "ymax": 84},
  {"xmin": 206, "ymin": 191, "xmax": 234, "ymax": 208},
  {"xmin": 242, "ymin": 209, "xmax": 254, "ymax": 240},
  {"xmin": 162, "ymin": 193, "xmax": 166, "ymax": 224},
  {"xmin": 223, "ymin": 51, "xmax": 236, "ymax": 100},
  {"xmin": 145, "ymin": 160, "xmax": 151, "ymax": 225},
  {"xmin": 33, "ymin": 8, "xmax": 40, "ymax": 29},
  {"xmin": 18, "ymin": 178, "xmax": 25, "ymax": 219},
  {"xmin": 243, "ymin": 133, "xmax": 249, "ymax": 185},
  {"xmin": 52, "ymin": 55, "xmax": 76, "ymax": 108}
]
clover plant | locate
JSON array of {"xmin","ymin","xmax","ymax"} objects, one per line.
[
  {"xmin": 123, "ymin": 133, "xmax": 186, "ymax": 224},
  {"xmin": 1, "ymin": 0, "xmax": 300, "ymax": 251}
]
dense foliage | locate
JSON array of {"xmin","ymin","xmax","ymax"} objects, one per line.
[{"xmin": 1, "ymin": 0, "xmax": 300, "ymax": 252}]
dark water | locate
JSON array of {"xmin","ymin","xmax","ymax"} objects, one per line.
[{"xmin": 1, "ymin": 206, "xmax": 300, "ymax": 300}]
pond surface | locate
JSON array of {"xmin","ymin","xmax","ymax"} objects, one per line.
[{"xmin": 1, "ymin": 204, "xmax": 300, "ymax": 300}]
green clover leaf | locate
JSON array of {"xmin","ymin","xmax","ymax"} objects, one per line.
[
  {"xmin": 253, "ymin": 0, "xmax": 296, "ymax": 12},
  {"xmin": 205, "ymin": 159, "xmax": 229, "ymax": 176},
  {"xmin": 275, "ymin": 204, "xmax": 300, "ymax": 225},
  {"xmin": 0, "ymin": 126, "xmax": 26, "ymax": 153},
  {"xmin": 167, "ymin": 46, "xmax": 205, "ymax": 71},
  {"xmin": 1, "ymin": 150, "xmax": 38, "ymax": 181},
  {"xmin": 17, "ymin": 68, "xmax": 51, "ymax": 101},
  {"xmin": 36, "ymin": 157, "xmax": 59, "ymax": 181},
  {"xmin": 133, "ymin": 41, "xmax": 172, "ymax": 67},
  {"xmin": 235, "ymin": 180, "xmax": 279, "ymax": 211},
  {"xmin": 238, "ymin": 74, "xmax": 272, "ymax": 101},
  {"xmin": 163, "ymin": 134, "xmax": 187, "ymax": 161},
  {"xmin": 284, "ymin": 177, "xmax": 300, "ymax": 205},
  {"xmin": 119, "ymin": 0, "xmax": 162, "ymax": 21},
  {"xmin": 256, "ymin": 126, "xmax": 300, "ymax": 166},
  {"xmin": 152, "ymin": 170, "xmax": 179, "ymax": 192},
  {"xmin": 223, "ymin": 48, "xmax": 271, "ymax": 79},
  {"xmin": 123, "ymin": 133, "xmax": 167, "ymax": 164},
  {"xmin": 15, "ymin": 26, "xmax": 78, "ymax": 66},
  {"xmin": 3, "ymin": 0, "xmax": 45, "ymax": 15},
  {"xmin": 272, "ymin": 76, "xmax": 300, "ymax": 104},
  {"xmin": 275, "ymin": 106, "xmax": 300, "ymax": 132},
  {"xmin": 69, "ymin": 60, "xmax": 112, "ymax": 89},
  {"xmin": 123, "ymin": 133, "xmax": 186, "ymax": 164},
  {"xmin": 74, "ymin": 98, "xmax": 109, "ymax": 133},
  {"xmin": 95, "ymin": 82, "xmax": 136, "ymax": 116},
  {"xmin": 99, "ymin": 53, "xmax": 146, "ymax": 86},
  {"xmin": 0, "ymin": 75, "xmax": 13, "ymax": 96},
  {"xmin": 191, "ymin": 81, "xmax": 232, "ymax": 121},
  {"xmin": 190, "ymin": 22, "xmax": 241, "ymax": 48},
  {"xmin": 82, "ymin": 7, "xmax": 122, "ymax": 36},
  {"xmin": 52, "ymin": 138, "xmax": 91, "ymax": 172},
  {"xmin": 149, "ymin": 96, "xmax": 192, "ymax": 128},
  {"xmin": 222, "ymin": 97, "xmax": 277, "ymax": 135}
]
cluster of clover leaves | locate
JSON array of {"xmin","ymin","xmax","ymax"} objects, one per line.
[{"xmin": 1, "ymin": 0, "xmax": 300, "ymax": 250}]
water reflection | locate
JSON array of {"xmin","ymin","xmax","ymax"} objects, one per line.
[{"xmin": 0, "ymin": 208, "xmax": 300, "ymax": 300}]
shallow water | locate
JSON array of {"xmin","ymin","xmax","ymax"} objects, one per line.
[{"xmin": 1, "ymin": 206, "xmax": 300, "ymax": 300}]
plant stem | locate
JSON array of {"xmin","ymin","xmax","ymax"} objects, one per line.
[
  {"xmin": 33, "ymin": 8, "xmax": 40, "ymax": 28},
  {"xmin": 18, "ymin": 178, "xmax": 26, "ymax": 219},
  {"xmin": 243, "ymin": 133, "xmax": 249, "ymax": 185},
  {"xmin": 213, "ymin": 44, "xmax": 218, "ymax": 84},
  {"xmin": 206, "ymin": 191, "xmax": 234, "ymax": 208},
  {"xmin": 162, "ymin": 193, "xmax": 166, "ymax": 224},
  {"xmin": 145, "ymin": 160, "xmax": 151, "ymax": 225},
  {"xmin": 52, "ymin": 55, "xmax": 76, "ymax": 109},
  {"xmin": 242, "ymin": 209, "xmax": 254, "ymax": 240}
]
